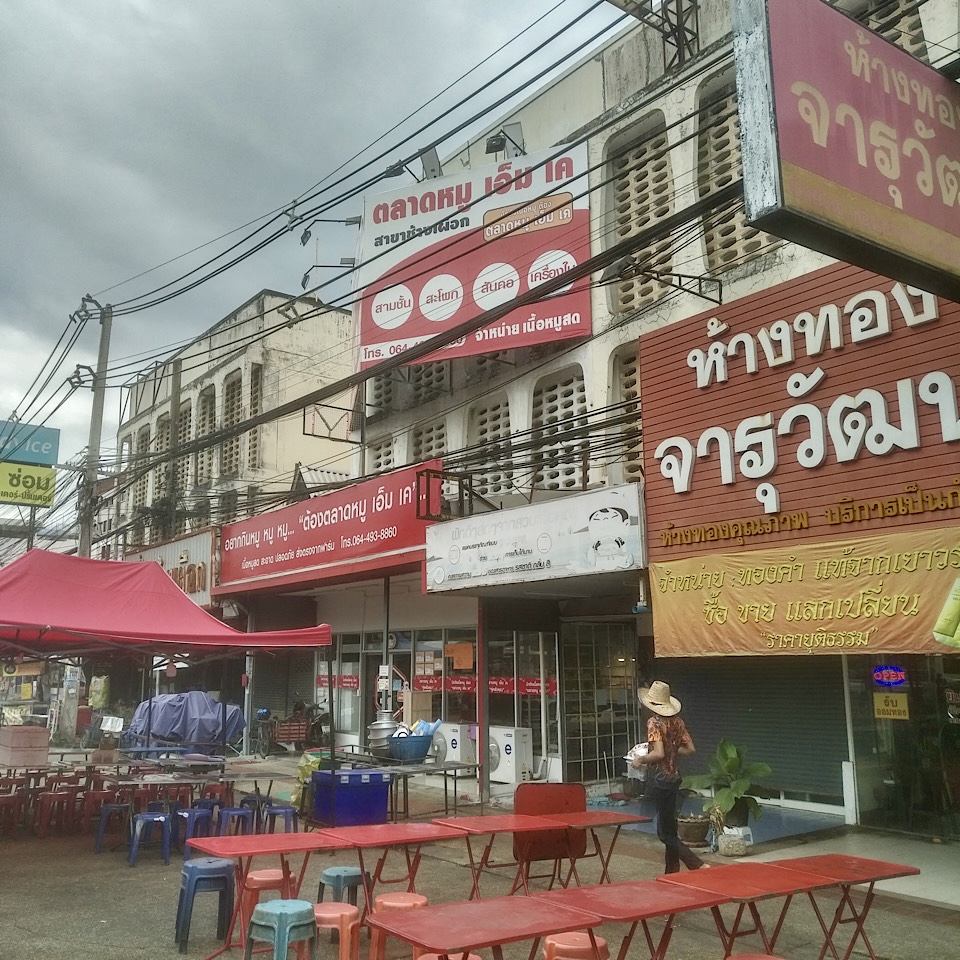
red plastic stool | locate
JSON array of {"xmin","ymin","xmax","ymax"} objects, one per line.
[
  {"xmin": 80, "ymin": 789, "xmax": 117, "ymax": 832},
  {"xmin": 239, "ymin": 868, "xmax": 294, "ymax": 949},
  {"xmin": 369, "ymin": 892, "xmax": 429, "ymax": 960},
  {"xmin": 543, "ymin": 932, "xmax": 610, "ymax": 960},
  {"xmin": 0, "ymin": 792, "xmax": 24, "ymax": 836},
  {"xmin": 33, "ymin": 790, "xmax": 73, "ymax": 837},
  {"xmin": 313, "ymin": 902, "xmax": 360, "ymax": 960}
]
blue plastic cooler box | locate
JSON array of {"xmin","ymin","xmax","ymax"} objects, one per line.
[{"xmin": 311, "ymin": 769, "xmax": 392, "ymax": 826}]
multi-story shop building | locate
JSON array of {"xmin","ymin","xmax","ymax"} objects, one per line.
[{"xmin": 213, "ymin": 0, "xmax": 960, "ymax": 833}]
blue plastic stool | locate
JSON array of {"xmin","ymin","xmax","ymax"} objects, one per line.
[
  {"xmin": 94, "ymin": 803, "xmax": 130, "ymax": 853},
  {"xmin": 317, "ymin": 865, "xmax": 370, "ymax": 906},
  {"xmin": 242, "ymin": 899, "xmax": 317, "ymax": 960},
  {"xmin": 175, "ymin": 856, "xmax": 235, "ymax": 954},
  {"xmin": 128, "ymin": 811, "xmax": 173, "ymax": 866},
  {"xmin": 177, "ymin": 806, "xmax": 213, "ymax": 857},
  {"xmin": 263, "ymin": 805, "xmax": 298, "ymax": 833},
  {"xmin": 218, "ymin": 807, "xmax": 255, "ymax": 836}
]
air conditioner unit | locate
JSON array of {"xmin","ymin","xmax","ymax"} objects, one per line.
[
  {"xmin": 432, "ymin": 722, "xmax": 476, "ymax": 764},
  {"xmin": 488, "ymin": 726, "xmax": 533, "ymax": 784}
]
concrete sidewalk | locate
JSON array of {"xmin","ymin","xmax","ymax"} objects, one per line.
[{"xmin": 1, "ymin": 758, "xmax": 957, "ymax": 960}]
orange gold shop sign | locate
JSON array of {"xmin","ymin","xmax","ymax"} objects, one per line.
[{"xmin": 873, "ymin": 692, "xmax": 909, "ymax": 721}]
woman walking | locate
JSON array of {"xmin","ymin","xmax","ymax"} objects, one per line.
[{"xmin": 631, "ymin": 680, "xmax": 707, "ymax": 873}]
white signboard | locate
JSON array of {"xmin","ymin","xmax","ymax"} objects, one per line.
[{"xmin": 426, "ymin": 485, "xmax": 644, "ymax": 592}]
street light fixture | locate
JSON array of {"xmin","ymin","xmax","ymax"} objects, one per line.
[
  {"xmin": 299, "ymin": 216, "xmax": 362, "ymax": 247},
  {"xmin": 300, "ymin": 259, "xmax": 356, "ymax": 290}
]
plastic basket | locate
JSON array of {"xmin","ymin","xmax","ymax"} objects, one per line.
[{"xmin": 389, "ymin": 735, "xmax": 433, "ymax": 763}]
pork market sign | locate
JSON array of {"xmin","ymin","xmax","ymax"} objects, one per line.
[
  {"xmin": 355, "ymin": 145, "xmax": 591, "ymax": 367},
  {"xmin": 638, "ymin": 262, "xmax": 960, "ymax": 656},
  {"xmin": 216, "ymin": 461, "xmax": 441, "ymax": 594},
  {"xmin": 735, "ymin": 0, "xmax": 960, "ymax": 301}
]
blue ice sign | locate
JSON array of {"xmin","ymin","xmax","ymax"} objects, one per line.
[{"xmin": 0, "ymin": 420, "xmax": 60, "ymax": 467}]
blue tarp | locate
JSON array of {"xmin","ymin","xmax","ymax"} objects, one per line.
[{"xmin": 129, "ymin": 691, "xmax": 245, "ymax": 754}]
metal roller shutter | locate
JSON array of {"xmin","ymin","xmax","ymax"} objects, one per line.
[{"xmin": 656, "ymin": 655, "xmax": 846, "ymax": 803}]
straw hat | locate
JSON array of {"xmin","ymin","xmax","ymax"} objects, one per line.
[{"xmin": 638, "ymin": 680, "xmax": 681, "ymax": 716}]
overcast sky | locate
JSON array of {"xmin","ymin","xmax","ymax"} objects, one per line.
[{"xmin": 1, "ymin": 0, "xmax": 625, "ymax": 506}]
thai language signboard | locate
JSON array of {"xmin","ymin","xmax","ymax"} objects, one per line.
[
  {"xmin": 425, "ymin": 484, "xmax": 643, "ymax": 592},
  {"xmin": 0, "ymin": 461, "xmax": 56, "ymax": 508},
  {"xmin": 0, "ymin": 420, "xmax": 60, "ymax": 467},
  {"xmin": 649, "ymin": 525, "xmax": 960, "ymax": 656},
  {"xmin": 735, "ymin": 0, "xmax": 960, "ymax": 300},
  {"xmin": 355, "ymin": 144, "xmax": 592, "ymax": 368},
  {"xmin": 640, "ymin": 262, "xmax": 960, "ymax": 563},
  {"xmin": 217, "ymin": 461, "xmax": 441, "ymax": 594}
]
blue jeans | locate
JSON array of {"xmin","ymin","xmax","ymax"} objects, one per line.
[{"xmin": 647, "ymin": 771, "xmax": 704, "ymax": 873}]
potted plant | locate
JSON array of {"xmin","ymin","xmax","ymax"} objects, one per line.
[{"xmin": 682, "ymin": 738, "xmax": 772, "ymax": 828}]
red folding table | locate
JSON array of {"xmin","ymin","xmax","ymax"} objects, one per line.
[
  {"xmin": 532, "ymin": 878, "xmax": 729, "ymax": 960},
  {"xmin": 770, "ymin": 853, "xmax": 921, "ymax": 960},
  {"xmin": 365, "ymin": 892, "xmax": 604, "ymax": 960},
  {"xmin": 432, "ymin": 813, "xmax": 574, "ymax": 898},
  {"xmin": 187, "ymin": 831, "xmax": 353, "ymax": 959},
  {"xmin": 318, "ymin": 820, "xmax": 469, "ymax": 917},
  {"xmin": 658, "ymin": 860, "xmax": 843, "ymax": 958},
  {"xmin": 538, "ymin": 809, "xmax": 651, "ymax": 885}
]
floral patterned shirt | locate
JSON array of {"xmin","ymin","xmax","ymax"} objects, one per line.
[{"xmin": 646, "ymin": 715, "xmax": 693, "ymax": 781}]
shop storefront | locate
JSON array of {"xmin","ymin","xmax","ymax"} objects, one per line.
[{"xmin": 637, "ymin": 261, "xmax": 960, "ymax": 837}]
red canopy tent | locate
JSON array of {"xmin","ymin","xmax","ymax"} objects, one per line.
[{"xmin": 0, "ymin": 549, "xmax": 331, "ymax": 658}]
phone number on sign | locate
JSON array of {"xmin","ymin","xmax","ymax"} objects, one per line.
[{"xmin": 340, "ymin": 527, "xmax": 398, "ymax": 548}]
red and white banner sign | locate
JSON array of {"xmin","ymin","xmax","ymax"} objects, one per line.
[
  {"xmin": 217, "ymin": 461, "xmax": 441, "ymax": 593},
  {"xmin": 356, "ymin": 145, "xmax": 592, "ymax": 367}
]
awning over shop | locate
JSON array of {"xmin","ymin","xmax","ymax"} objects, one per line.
[{"xmin": 0, "ymin": 549, "xmax": 331, "ymax": 658}]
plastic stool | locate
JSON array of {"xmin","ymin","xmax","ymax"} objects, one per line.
[
  {"xmin": 218, "ymin": 807, "xmax": 255, "ymax": 836},
  {"xmin": 543, "ymin": 932, "xmax": 610, "ymax": 960},
  {"xmin": 263, "ymin": 804, "xmax": 298, "ymax": 833},
  {"xmin": 370, "ymin": 892, "xmax": 429, "ymax": 960},
  {"xmin": 175, "ymin": 857, "xmax": 236, "ymax": 954},
  {"xmin": 727, "ymin": 956, "xmax": 789, "ymax": 959},
  {"xmin": 239, "ymin": 867, "xmax": 294, "ymax": 947},
  {"xmin": 128, "ymin": 811, "xmax": 173, "ymax": 866},
  {"xmin": 95, "ymin": 803, "xmax": 131, "ymax": 852},
  {"xmin": 317, "ymin": 865, "xmax": 370, "ymax": 906},
  {"xmin": 80, "ymin": 789, "xmax": 116, "ymax": 832},
  {"xmin": 313, "ymin": 902, "xmax": 360, "ymax": 960},
  {"xmin": 242, "ymin": 899, "xmax": 317, "ymax": 960},
  {"xmin": 177, "ymin": 806, "xmax": 214, "ymax": 857},
  {"xmin": 0, "ymin": 792, "xmax": 24, "ymax": 836},
  {"xmin": 33, "ymin": 790, "xmax": 73, "ymax": 837}
]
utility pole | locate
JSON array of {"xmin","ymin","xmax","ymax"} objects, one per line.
[
  {"xmin": 78, "ymin": 299, "xmax": 112, "ymax": 558},
  {"xmin": 166, "ymin": 358, "xmax": 182, "ymax": 539}
]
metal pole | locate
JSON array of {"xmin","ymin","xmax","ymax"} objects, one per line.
[
  {"xmin": 166, "ymin": 358, "xmax": 182, "ymax": 539},
  {"xmin": 26, "ymin": 506, "xmax": 36, "ymax": 550},
  {"xmin": 382, "ymin": 576, "xmax": 391, "ymax": 714},
  {"xmin": 79, "ymin": 302, "xmax": 113, "ymax": 558}
]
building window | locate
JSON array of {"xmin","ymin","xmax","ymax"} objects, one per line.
[
  {"xmin": 409, "ymin": 362, "xmax": 449, "ymax": 405},
  {"xmin": 608, "ymin": 112, "xmax": 674, "ymax": 314},
  {"xmin": 697, "ymin": 69, "xmax": 769, "ymax": 273},
  {"xmin": 614, "ymin": 346, "xmax": 643, "ymax": 485},
  {"xmin": 133, "ymin": 426, "xmax": 150, "ymax": 511},
  {"xmin": 412, "ymin": 420, "xmax": 446, "ymax": 462},
  {"xmin": 221, "ymin": 372, "xmax": 242, "ymax": 476},
  {"xmin": 248, "ymin": 364, "xmax": 262, "ymax": 470},
  {"xmin": 367, "ymin": 374, "xmax": 395, "ymax": 421},
  {"xmin": 176, "ymin": 402, "xmax": 192, "ymax": 496},
  {"xmin": 196, "ymin": 387, "xmax": 216, "ymax": 486},
  {"xmin": 368, "ymin": 438, "xmax": 394, "ymax": 474},
  {"xmin": 466, "ymin": 395, "xmax": 513, "ymax": 498},
  {"xmin": 531, "ymin": 367, "xmax": 588, "ymax": 491},
  {"xmin": 155, "ymin": 415, "xmax": 171, "ymax": 502}
]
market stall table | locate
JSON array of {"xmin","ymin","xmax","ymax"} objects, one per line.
[
  {"xmin": 538, "ymin": 809, "xmax": 651, "ymax": 885},
  {"xmin": 658, "ymin": 859, "xmax": 843, "ymax": 958},
  {"xmin": 532, "ymin": 879, "xmax": 730, "ymax": 960},
  {"xmin": 365, "ymin": 892, "xmax": 604, "ymax": 960},
  {"xmin": 187, "ymin": 831, "xmax": 354, "ymax": 959},
  {"xmin": 318, "ymin": 820, "xmax": 470, "ymax": 917},
  {"xmin": 769, "ymin": 854, "xmax": 921, "ymax": 960},
  {"xmin": 431, "ymin": 813, "xmax": 580, "ymax": 899}
]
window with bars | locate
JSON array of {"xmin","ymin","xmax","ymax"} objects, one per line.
[
  {"xmin": 196, "ymin": 387, "xmax": 216, "ymax": 486},
  {"xmin": 608, "ymin": 112, "xmax": 674, "ymax": 314},
  {"xmin": 614, "ymin": 346, "xmax": 643, "ymax": 485},
  {"xmin": 368, "ymin": 438, "xmax": 394, "ymax": 474},
  {"xmin": 409, "ymin": 362, "xmax": 449, "ymax": 405},
  {"xmin": 176, "ymin": 403, "xmax": 192, "ymax": 494},
  {"xmin": 531, "ymin": 367, "xmax": 589, "ymax": 490},
  {"xmin": 248, "ymin": 364, "xmax": 263, "ymax": 469},
  {"xmin": 466, "ymin": 395, "xmax": 514, "ymax": 498},
  {"xmin": 367, "ymin": 374, "xmax": 395, "ymax": 420},
  {"xmin": 412, "ymin": 420, "xmax": 447, "ymax": 461},
  {"xmin": 133, "ymin": 426, "xmax": 150, "ymax": 509},
  {"xmin": 221, "ymin": 372, "xmax": 242, "ymax": 476},
  {"xmin": 697, "ymin": 69, "xmax": 769, "ymax": 273}
]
